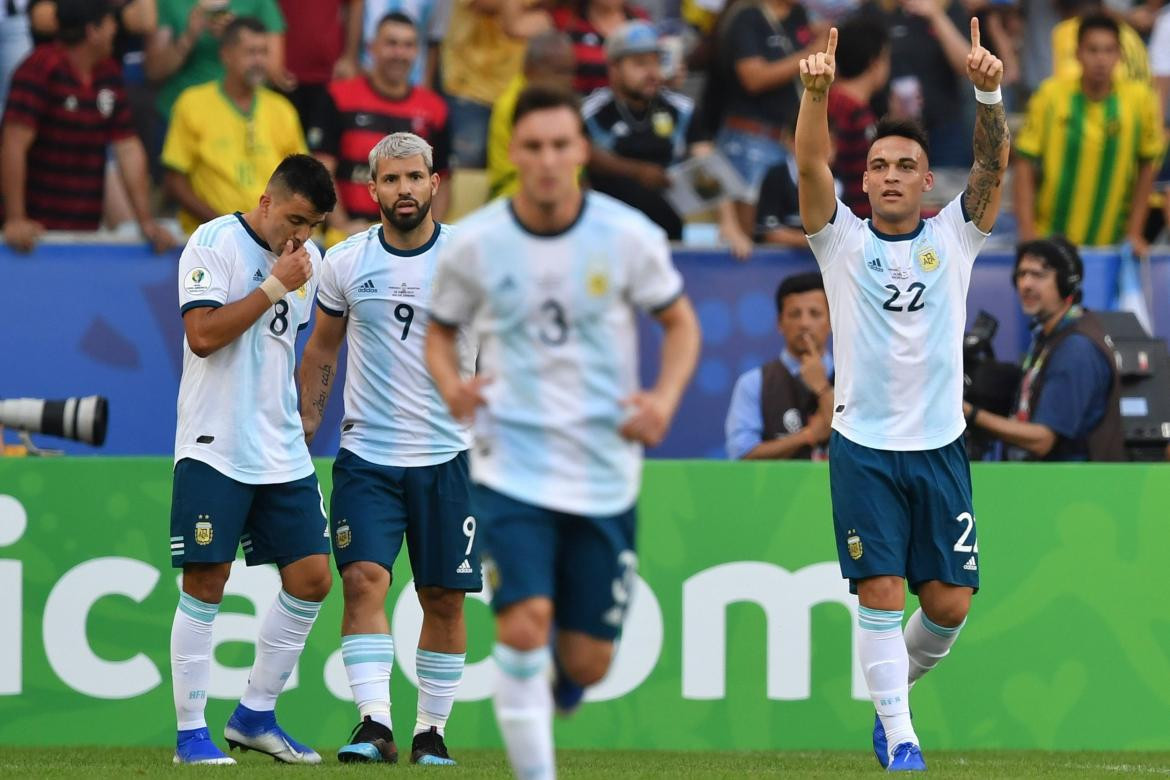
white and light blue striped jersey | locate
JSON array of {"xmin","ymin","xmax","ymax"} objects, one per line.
[
  {"xmin": 430, "ymin": 192, "xmax": 684, "ymax": 516},
  {"xmin": 807, "ymin": 195, "xmax": 989, "ymax": 450},
  {"xmin": 175, "ymin": 213, "xmax": 320, "ymax": 483},
  {"xmin": 317, "ymin": 223, "xmax": 473, "ymax": 467}
]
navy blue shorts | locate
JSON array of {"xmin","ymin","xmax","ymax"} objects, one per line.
[
  {"xmin": 169, "ymin": 458, "xmax": 329, "ymax": 568},
  {"xmin": 330, "ymin": 449, "xmax": 481, "ymax": 591},
  {"xmin": 829, "ymin": 432, "xmax": 979, "ymax": 594},
  {"xmin": 473, "ymin": 484, "xmax": 637, "ymax": 641}
]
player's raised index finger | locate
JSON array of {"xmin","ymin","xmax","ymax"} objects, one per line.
[
  {"xmin": 826, "ymin": 26, "xmax": 838, "ymax": 56},
  {"xmin": 970, "ymin": 16, "xmax": 980, "ymax": 49}
]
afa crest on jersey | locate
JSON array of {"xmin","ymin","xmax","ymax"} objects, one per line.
[
  {"xmin": 335, "ymin": 523, "xmax": 351, "ymax": 549},
  {"xmin": 918, "ymin": 247, "xmax": 940, "ymax": 272},
  {"xmin": 194, "ymin": 516, "xmax": 213, "ymax": 545}
]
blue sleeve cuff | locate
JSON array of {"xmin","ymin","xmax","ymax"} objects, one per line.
[
  {"xmin": 180, "ymin": 299, "xmax": 222, "ymax": 314},
  {"xmin": 316, "ymin": 300, "xmax": 345, "ymax": 318}
]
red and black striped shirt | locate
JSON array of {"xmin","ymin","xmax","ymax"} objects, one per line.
[
  {"xmin": 828, "ymin": 88, "xmax": 876, "ymax": 219},
  {"xmin": 307, "ymin": 76, "xmax": 450, "ymax": 221},
  {"xmin": 2, "ymin": 44, "xmax": 133, "ymax": 230},
  {"xmin": 552, "ymin": 5, "xmax": 649, "ymax": 96}
]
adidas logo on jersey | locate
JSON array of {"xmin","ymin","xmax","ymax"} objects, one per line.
[
  {"xmin": 867, "ymin": 257, "xmax": 883, "ymax": 272},
  {"xmin": 357, "ymin": 279, "xmax": 377, "ymax": 293},
  {"xmin": 963, "ymin": 556, "xmax": 977, "ymax": 571},
  {"xmin": 456, "ymin": 558, "xmax": 473, "ymax": 575},
  {"xmin": 252, "ymin": 269, "xmax": 264, "ymax": 282}
]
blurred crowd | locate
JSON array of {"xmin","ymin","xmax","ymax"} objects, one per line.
[{"xmin": 0, "ymin": 0, "xmax": 1167, "ymax": 257}]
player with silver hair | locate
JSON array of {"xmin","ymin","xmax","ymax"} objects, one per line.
[{"xmin": 301, "ymin": 132, "xmax": 479, "ymax": 766}]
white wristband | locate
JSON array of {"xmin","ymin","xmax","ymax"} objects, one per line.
[
  {"xmin": 259, "ymin": 275, "xmax": 288, "ymax": 305},
  {"xmin": 974, "ymin": 86, "xmax": 1002, "ymax": 105}
]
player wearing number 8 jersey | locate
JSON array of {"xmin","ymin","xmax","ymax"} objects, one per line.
[
  {"xmin": 169, "ymin": 155, "xmax": 336, "ymax": 766},
  {"xmin": 796, "ymin": 20, "xmax": 1009, "ymax": 771},
  {"xmin": 299, "ymin": 133, "xmax": 479, "ymax": 767},
  {"xmin": 426, "ymin": 85, "xmax": 700, "ymax": 780}
]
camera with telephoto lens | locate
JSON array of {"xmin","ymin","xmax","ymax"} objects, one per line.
[
  {"xmin": 0, "ymin": 396, "xmax": 109, "ymax": 448},
  {"xmin": 963, "ymin": 312, "xmax": 1022, "ymax": 459}
]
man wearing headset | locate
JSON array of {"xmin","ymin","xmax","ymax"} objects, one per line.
[{"xmin": 964, "ymin": 237, "xmax": 1125, "ymax": 461}]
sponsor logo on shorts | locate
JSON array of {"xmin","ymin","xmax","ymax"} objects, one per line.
[
  {"xmin": 963, "ymin": 555, "xmax": 977, "ymax": 571},
  {"xmin": 194, "ymin": 516, "xmax": 213, "ymax": 545},
  {"xmin": 335, "ymin": 523, "xmax": 351, "ymax": 549},
  {"xmin": 456, "ymin": 558, "xmax": 473, "ymax": 575},
  {"xmin": 846, "ymin": 530, "xmax": 863, "ymax": 561}
]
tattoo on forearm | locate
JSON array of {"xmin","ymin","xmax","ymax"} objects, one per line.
[
  {"xmin": 310, "ymin": 364, "xmax": 333, "ymax": 416},
  {"xmin": 964, "ymin": 101, "xmax": 1009, "ymax": 225}
]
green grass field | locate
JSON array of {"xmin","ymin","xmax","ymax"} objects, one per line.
[{"xmin": 3, "ymin": 748, "xmax": 1170, "ymax": 778}]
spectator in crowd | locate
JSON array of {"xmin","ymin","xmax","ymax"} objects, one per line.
[
  {"xmin": 145, "ymin": 0, "xmax": 285, "ymax": 126},
  {"xmin": 363, "ymin": 0, "xmax": 448, "ymax": 87},
  {"xmin": 27, "ymin": 0, "xmax": 162, "ymax": 228},
  {"xmin": 725, "ymin": 271, "xmax": 834, "ymax": 460},
  {"xmin": 753, "ymin": 119, "xmax": 818, "ymax": 247},
  {"xmin": 276, "ymin": 0, "xmax": 363, "ymax": 129},
  {"xmin": 1, "ymin": 2, "xmax": 33, "ymax": 116},
  {"xmin": 162, "ymin": 16, "xmax": 306, "ymax": 234},
  {"xmin": 552, "ymin": 0, "xmax": 649, "ymax": 95},
  {"xmin": 1050, "ymin": 0, "xmax": 1149, "ymax": 85},
  {"xmin": 855, "ymin": 0, "xmax": 972, "ymax": 167},
  {"xmin": 1016, "ymin": 0, "xmax": 1060, "ymax": 99},
  {"xmin": 582, "ymin": 21, "xmax": 692, "ymax": 239},
  {"xmin": 488, "ymin": 30, "xmax": 575, "ymax": 199},
  {"xmin": 965, "ymin": 237, "xmax": 1125, "ymax": 462},
  {"xmin": 1151, "ymin": 4, "xmax": 1170, "ymax": 228},
  {"xmin": 309, "ymin": 11, "xmax": 450, "ymax": 236},
  {"xmin": 712, "ymin": 0, "xmax": 818, "ymax": 234},
  {"xmin": 441, "ymin": 0, "xmax": 528, "ymax": 167},
  {"xmin": 826, "ymin": 15, "xmax": 887, "ymax": 218},
  {"xmin": 1, "ymin": 0, "xmax": 173, "ymax": 252},
  {"xmin": 1014, "ymin": 13, "xmax": 1163, "ymax": 254}
]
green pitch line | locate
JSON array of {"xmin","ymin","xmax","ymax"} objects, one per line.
[{"xmin": 1, "ymin": 748, "xmax": 1170, "ymax": 778}]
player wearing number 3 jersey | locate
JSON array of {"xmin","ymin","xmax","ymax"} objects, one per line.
[
  {"xmin": 796, "ymin": 19, "xmax": 1010, "ymax": 771},
  {"xmin": 299, "ymin": 133, "xmax": 478, "ymax": 767},
  {"xmin": 169, "ymin": 155, "xmax": 337, "ymax": 766},
  {"xmin": 426, "ymin": 85, "xmax": 700, "ymax": 780}
]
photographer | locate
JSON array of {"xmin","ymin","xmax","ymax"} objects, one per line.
[
  {"xmin": 725, "ymin": 271, "xmax": 833, "ymax": 460},
  {"xmin": 964, "ymin": 238, "xmax": 1125, "ymax": 461}
]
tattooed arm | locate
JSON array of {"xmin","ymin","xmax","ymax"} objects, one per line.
[
  {"xmin": 963, "ymin": 17, "xmax": 1010, "ymax": 234},
  {"xmin": 795, "ymin": 27, "xmax": 839, "ymax": 235},
  {"xmin": 299, "ymin": 308, "xmax": 347, "ymax": 445}
]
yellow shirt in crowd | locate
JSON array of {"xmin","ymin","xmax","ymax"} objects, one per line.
[
  {"xmin": 1051, "ymin": 17, "xmax": 1150, "ymax": 85},
  {"xmin": 487, "ymin": 74, "xmax": 526, "ymax": 199},
  {"xmin": 162, "ymin": 80, "xmax": 307, "ymax": 234},
  {"xmin": 1015, "ymin": 75, "xmax": 1164, "ymax": 246},
  {"xmin": 441, "ymin": 0, "xmax": 527, "ymax": 105}
]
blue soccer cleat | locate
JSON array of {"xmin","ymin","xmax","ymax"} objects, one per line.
[
  {"xmin": 551, "ymin": 652, "xmax": 585, "ymax": 716},
  {"xmin": 873, "ymin": 712, "xmax": 889, "ymax": 769},
  {"xmin": 173, "ymin": 726, "xmax": 236, "ymax": 765},
  {"xmin": 223, "ymin": 703, "xmax": 321, "ymax": 764},
  {"xmin": 338, "ymin": 716, "xmax": 398, "ymax": 764},
  {"xmin": 888, "ymin": 742, "xmax": 927, "ymax": 772},
  {"xmin": 411, "ymin": 726, "xmax": 457, "ymax": 766}
]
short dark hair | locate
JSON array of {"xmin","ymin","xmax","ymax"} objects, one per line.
[
  {"xmin": 871, "ymin": 116, "xmax": 930, "ymax": 160},
  {"xmin": 57, "ymin": 0, "xmax": 114, "ymax": 45},
  {"xmin": 221, "ymin": 16, "xmax": 268, "ymax": 49},
  {"xmin": 775, "ymin": 271, "xmax": 826, "ymax": 316},
  {"xmin": 376, "ymin": 11, "xmax": 417, "ymax": 34},
  {"xmin": 835, "ymin": 17, "xmax": 889, "ymax": 80},
  {"xmin": 1015, "ymin": 235, "xmax": 1083, "ymax": 302},
  {"xmin": 269, "ymin": 154, "xmax": 337, "ymax": 214},
  {"xmin": 512, "ymin": 84, "xmax": 584, "ymax": 131},
  {"xmin": 1077, "ymin": 12, "xmax": 1120, "ymax": 46}
]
